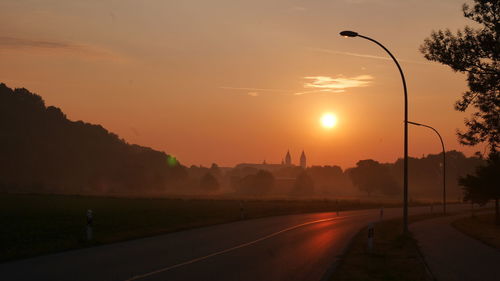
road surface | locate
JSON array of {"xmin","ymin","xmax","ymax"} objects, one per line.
[
  {"xmin": 0, "ymin": 205, "xmax": 467, "ymax": 281},
  {"xmin": 411, "ymin": 214, "xmax": 500, "ymax": 281}
]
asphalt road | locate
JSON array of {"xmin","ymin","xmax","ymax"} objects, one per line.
[
  {"xmin": 411, "ymin": 214, "xmax": 500, "ymax": 281},
  {"xmin": 0, "ymin": 204, "xmax": 468, "ymax": 281}
]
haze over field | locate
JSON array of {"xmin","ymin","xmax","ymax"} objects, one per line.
[
  {"xmin": 0, "ymin": 0, "xmax": 486, "ymax": 168},
  {"xmin": 0, "ymin": 82, "xmax": 481, "ymax": 200},
  {"xmin": 1, "ymin": 1, "xmax": 499, "ymax": 280}
]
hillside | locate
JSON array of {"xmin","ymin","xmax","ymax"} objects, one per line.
[{"xmin": 0, "ymin": 83, "xmax": 186, "ymax": 194}]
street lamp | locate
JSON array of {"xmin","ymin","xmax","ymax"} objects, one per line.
[
  {"xmin": 408, "ymin": 121, "xmax": 446, "ymax": 215},
  {"xmin": 340, "ymin": 30, "xmax": 409, "ymax": 233}
]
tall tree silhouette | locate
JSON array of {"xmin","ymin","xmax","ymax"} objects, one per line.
[
  {"xmin": 459, "ymin": 154, "xmax": 500, "ymax": 225},
  {"xmin": 307, "ymin": 165, "xmax": 350, "ymax": 195},
  {"xmin": 348, "ymin": 160, "xmax": 399, "ymax": 196},
  {"xmin": 420, "ymin": 0, "xmax": 499, "ymax": 153}
]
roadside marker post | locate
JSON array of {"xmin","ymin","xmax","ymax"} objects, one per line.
[
  {"xmin": 367, "ymin": 223, "xmax": 374, "ymax": 253},
  {"xmin": 239, "ymin": 201, "xmax": 246, "ymax": 220},
  {"xmin": 86, "ymin": 209, "xmax": 93, "ymax": 241}
]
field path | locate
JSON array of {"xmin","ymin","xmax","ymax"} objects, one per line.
[{"xmin": 411, "ymin": 214, "xmax": 500, "ymax": 281}]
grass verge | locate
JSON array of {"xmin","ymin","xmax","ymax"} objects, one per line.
[
  {"xmin": 330, "ymin": 214, "xmax": 442, "ymax": 281},
  {"xmin": 1, "ymin": 193, "xmax": 403, "ymax": 263},
  {"xmin": 452, "ymin": 213, "xmax": 500, "ymax": 250}
]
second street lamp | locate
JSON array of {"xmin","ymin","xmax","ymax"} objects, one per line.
[
  {"xmin": 340, "ymin": 30, "xmax": 409, "ymax": 234},
  {"xmin": 408, "ymin": 121, "xmax": 447, "ymax": 215}
]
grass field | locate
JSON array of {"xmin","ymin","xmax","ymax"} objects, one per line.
[
  {"xmin": 452, "ymin": 213, "xmax": 500, "ymax": 250},
  {"xmin": 330, "ymin": 214, "xmax": 443, "ymax": 281},
  {"xmin": 0, "ymin": 193, "xmax": 404, "ymax": 262}
]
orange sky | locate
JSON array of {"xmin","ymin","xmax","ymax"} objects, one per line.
[{"xmin": 0, "ymin": 0, "xmax": 485, "ymax": 169}]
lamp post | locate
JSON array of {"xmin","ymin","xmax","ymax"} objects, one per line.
[
  {"xmin": 408, "ymin": 121, "xmax": 446, "ymax": 215},
  {"xmin": 340, "ymin": 30, "xmax": 409, "ymax": 233}
]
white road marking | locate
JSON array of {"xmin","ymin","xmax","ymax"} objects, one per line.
[{"xmin": 124, "ymin": 213, "xmax": 367, "ymax": 281}]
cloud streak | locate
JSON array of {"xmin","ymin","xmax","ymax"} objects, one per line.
[
  {"xmin": 219, "ymin": 86, "xmax": 286, "ymax": 93},
  {"xmin": 295, "ymin": 75, "xmax": 373, "ymax": 95},
  {"xmin": 221, "ymin": 75, "xmax": 373, "ymax": 97},
  {"xmin": 220, "ymin": 86, "xmax": 288, "ymax": 97},
  {"xmin": 309, "ymin": 47, "xmax": 430, "ymax": 65},
  {"xmin": 0, "ymin": 36, "xmax": 122, "ymax": 60},
  {"xmin": 294, "ymin": 89, "xmax": 345, "ymax": 96}
]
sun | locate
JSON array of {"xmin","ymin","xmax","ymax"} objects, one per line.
[{"xmin": 320, "ymin": 113, "xmax": 337, "ymax": 129}]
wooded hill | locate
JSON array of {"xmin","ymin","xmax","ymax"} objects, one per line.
[{"xmin": 0, "ymin": 83, "xmax": 187, "ymax": 194}]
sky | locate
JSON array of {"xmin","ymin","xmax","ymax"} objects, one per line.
[{"xmin": 0, "ymin": 0, "xmax": 485, "ymax": 169}]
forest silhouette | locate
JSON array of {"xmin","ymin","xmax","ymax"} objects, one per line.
[
  {"xmin": 0, "ymin": 83, "xmax": 485, "ymax": 199},
  {"xmin": 0, "ymin": 83, "xmax": 187, "ymax": 194}
]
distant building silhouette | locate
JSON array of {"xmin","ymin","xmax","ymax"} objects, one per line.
[
  {"xmin": 235, "ymin": 162, "xmax": 286, "ymax": 172},
  {"xmin": 300, "ymin": 150, "xmax": 307, "ymax": 169},
  {"xmin": 285, "ymin": 150, "xmax": 292, "ymax": 165},
  {"xmin": 236, "ymin": 150, "xmax": 307, "ymax": 172}
]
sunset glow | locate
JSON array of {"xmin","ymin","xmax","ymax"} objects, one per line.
[
  {"xmin": 0, "ymin": 1, "xmax": 497, "ymax": 279},
  {"xmin": 0, "ymin": 0, "xmax": 483, "ymax": 168},
  {"xmin": 321, "ymin": 113, "xmax": 337, "ymax": 129}
]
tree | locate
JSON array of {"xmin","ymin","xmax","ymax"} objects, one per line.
[
  {"xmin": 459, "ymin": 153, "xmax": 500, "ymax": 225},
  {"xmin": 199, "ymin": 172, "xmax": 219, "ymax": 192},
  {"xmin": 209, "ymin": 163, "xmax": 222, "ymax": 178},
  {"xmin": 420, "ymin": 0, "xmax": 499, "ymax": 153},
  {"xmin": 290, "ymin": 171, "xmax": 315, "ymax": 197},
  {"xmin": 348, "ymin": 160, "xmax": 399, "ymax": 196},
  {"xmin": 307, "ymin": 165, "xmax": 350, "ymax": 195},
  {"xmin": 237, "ymin": 170, "xmax": 274, "ymax": 197},
  {"xmin": 0, "ymin": 83, "xmax": 186, "ymax": 194}
]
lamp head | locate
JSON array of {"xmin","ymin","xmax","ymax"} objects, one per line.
[
  {"xmin": 407, "ymin": 121, "xmax": 423, "ymax": 126},
  {"xmin": 340, "ymin": 30, "xmax": 359, "ymax": 37}
]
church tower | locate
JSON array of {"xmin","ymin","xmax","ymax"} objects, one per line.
[
  {"xmin": 285, "ymin": 150, "xmax": 292, "ymax": 165},
  {"xmin": 300, "ymin": 150, "xmax": 306, "ymax": 169}
]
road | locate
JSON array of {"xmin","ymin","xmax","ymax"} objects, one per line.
[
  {"xmin": 411, "ymin": 214, "xmax": 500, "ymax": 281},
  {"xmin": 0, "ymin": 204, "xmax": 468, "ymax": 281}
]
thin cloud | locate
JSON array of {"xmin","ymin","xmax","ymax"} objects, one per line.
[
  {"xmin": 220, "ymin": 86, "xmax": 286, "ymax": 93},
  {"xmin": 309, "ymin": 47, "xmax": 430, "ymax": 65},
  {"xmin": 0, "ymin": 36, "xmax": 122, "ymax": 61},
  {"xmin": 295, "ymin": 75, "xmax": 373, "ymax": 95},
  {"xmin": 295, "ymin": 89, "xmax": 345, "ymax": 96},
  {"xmin": 343, "ymin": 0, "xmax": 380, "ymax": 3},
  {"xmin": 221, "ymin": 75, "xmax": 371, "ymax": 97},
  {"xmin": 0, "ymin": 37, "xmax": 73, "ymax": 49},
  {"xmin": 342, "ymin": 0, "xmax": 411, "ymax": 5},
  {"xmin": 290, "ymin": 6, "xmax": 307, "ymax": 11},
  {"xmin": 221, "ymin": 87, "xmax": 284, "ymax": 97},
  {"xmin": 221, "ymin": 76, "xmax": 369, "ymax": 97}
]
